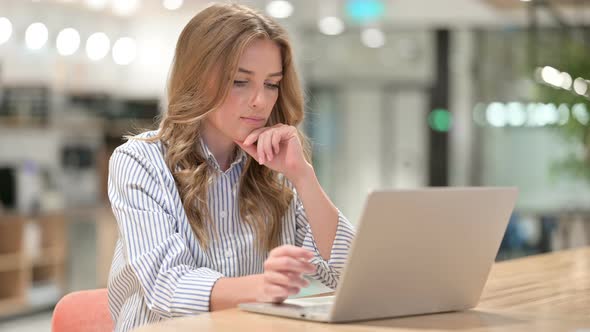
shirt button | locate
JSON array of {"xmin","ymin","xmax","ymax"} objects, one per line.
[
  {"xmin": 224, "ymin": 249, "xmax": 233, "ymax": 258},
  {"xmin": 220, "ymin": 211, "xmax": 227, "ymax": 218}
]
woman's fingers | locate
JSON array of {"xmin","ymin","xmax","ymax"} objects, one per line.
[
  {"xmin": 265, "ymin": 282, "xmax": 301, "ymax": 300},
  {"xmin": 257, "ymin": 132, "xmax": 266, "ymax": 164},
  {"xmin": 243, "ymin": 127, "xmax": 268, "ymax": 146},
  {"xmin": 271, "ymin": 129, "xmax": 281, "ymax": 154},
  {"xmin": 265, "ymin": 131, "xmax": 275, "ymax": 162},
  {"xmin": 260, "ymin": 244, "xmax": 315, "ymax": 303},
  {"xmin": 239, "ymin": 125, "xmax": 298, "ymax": 166},
  {"xmin": 234, "ymin": 140, "xmax": 258, "ymax": 162},
  {"xmin": 246, "ymin": 127, "xmax": 282, "ymax": 164},
  {"xmin": 264, "ymin": 256, "xmax": 316, "ymax": 274},
  {"xmin": 269, "ymin": 245, "xmax": 315, "ymax": 260},
  {"xmin": 261, "ymin": 283, "xmax": 300, "ymax": 303},
  {"xmin": 264, "ymin": 271, "xmax": 310, "ymax": 289}
]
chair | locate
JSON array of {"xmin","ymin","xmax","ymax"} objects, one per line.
[{"xmin": 51, "ymin": 288, "xmax": 113, "ymax": 332}]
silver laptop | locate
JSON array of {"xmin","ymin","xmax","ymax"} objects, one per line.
[{"xmin": 239, "ymin": 187, "xmax": 518, "ymax": 323}]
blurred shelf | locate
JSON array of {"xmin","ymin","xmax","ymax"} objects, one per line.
[
  {"xmin": 0, "ymin": 297, "xmax": 27, "ymax": 319},
  {"xmin": 0, "ymin": 253, "xmax": 25, "ymax": 272},
  {"xmin": 31, "ymin": 246, "xmax": 66, "ymax": 267},
  {"xmin": 0, "ymin": 213, "xmax": 67, "ymax": 319}
]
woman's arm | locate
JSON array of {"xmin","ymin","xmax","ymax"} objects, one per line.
[
  {"xmin": 211, "ymin": 246, "xmax": 315, "ymax": 310},
  {"xmin": 236, "ymin": 124, "xmax": 351, "ymax": 261},
  {"xmin": 210, "ymin": 275, "xmax": 260, "ymax": 311},
  {"xmin": 112, "ymin": 147, "xmax": 318, "ymax": 315},
  {"xmin": 109, "ymin": 148, "xmax": 226, "ymax": 317},
  {"xmin": 236, "ymin": 124, "xmax": 356, "ymax": 290},
  {"xmin": 289, "ymin": 165, "xmax": 338, "ymax": 260}
]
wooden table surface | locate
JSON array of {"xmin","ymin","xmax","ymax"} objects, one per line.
[{"xmin": 134, "ymin": 247, "xmax": 590, "ymax": 332}]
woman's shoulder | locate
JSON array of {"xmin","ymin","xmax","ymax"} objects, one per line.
[
  {"xmin": 111, "ymin": 130, "xmax": 167, "ymax": 169},
  {"xmin": 115, "ymin": 129, "xmax": 162, "ymax": 150}
]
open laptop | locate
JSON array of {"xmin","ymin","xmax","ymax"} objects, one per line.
[{"xmin": 239, "ymin": 187, "xmax": 518, "ymax": 323}]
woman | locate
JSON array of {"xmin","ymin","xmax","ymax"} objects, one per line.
[{"xmin": 107, "ymin": 3, "xmax": 355, "ymax": 331}]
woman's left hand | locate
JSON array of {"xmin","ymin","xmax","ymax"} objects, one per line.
[{"xmin": 235, "ymin": 124, "xmax": 311, "ymax": 183}]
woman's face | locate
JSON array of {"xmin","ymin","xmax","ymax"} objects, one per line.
[{"xmin": 206, "ymin": 38, "xmax": 283, "ymax": 142}]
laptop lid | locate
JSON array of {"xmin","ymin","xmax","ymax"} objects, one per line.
[{"xmin": 329, "ymin": 187, "xmax": 518, "ymax": 322}]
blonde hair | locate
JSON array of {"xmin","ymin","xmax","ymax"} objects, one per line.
[{"xmin": 137, "ymin": 3, "xmax": 310, "ymax": 252}]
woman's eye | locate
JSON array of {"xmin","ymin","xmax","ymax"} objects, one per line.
[
  {"xmin": 233, "ymin": 80, "xmax": 248, "ymax": 87},
  {"xmin": 265, "ymin": 82, "xmax": 279, "ymax": 90}
]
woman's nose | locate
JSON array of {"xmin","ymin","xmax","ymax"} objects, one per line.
[{"xmin": 249, "ymin": 88, "xmax": 266, "ymax": 109}]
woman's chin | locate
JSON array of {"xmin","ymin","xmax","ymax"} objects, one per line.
[
  {"xmin": 235, "ymin": 128, "xmax": 260, "ymax": 143},
  {"xmin": 233, "ymin": 132, "xmax": 250, "ymax": 143}
]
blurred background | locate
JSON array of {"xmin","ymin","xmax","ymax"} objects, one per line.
[{"xmin": 0, "ymin": 0, "xmax": 589, "ymax": 330}]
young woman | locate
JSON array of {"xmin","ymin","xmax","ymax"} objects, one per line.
[{"xmin": 107, "ymin": 3, "xmax": 355, "ymax": 331}]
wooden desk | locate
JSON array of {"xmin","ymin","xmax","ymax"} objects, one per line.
[{"xmin": 134, "ymin": 247, "xmax": 590, "ymax": 332}]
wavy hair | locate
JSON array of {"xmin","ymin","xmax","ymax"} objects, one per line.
[{"xmin": 135, "ymin": 3, "xmax": 310, "ymax": 253}]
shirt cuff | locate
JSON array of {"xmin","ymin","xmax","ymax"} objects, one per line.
[
  {"xmin": 304, "ymin": 210, "xmax": 356, "ymax": 289},
  {"xmin": 169, "ymin": 267, "xmax": 225, "ymax": 316}
]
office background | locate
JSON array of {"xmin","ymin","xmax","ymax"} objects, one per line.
[{"xmin": 0, "ymin": 0, "xmax": 589, "ymax": 330}]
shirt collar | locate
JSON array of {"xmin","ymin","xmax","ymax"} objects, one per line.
[{"xmin": 199, "ymin": 137, "xmax": 247, "ymax": 172}]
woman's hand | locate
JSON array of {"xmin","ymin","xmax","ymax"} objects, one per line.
[
  {"xmin": 256, "ymin": 245, "xmax": 316, "ymax": 303},
  {"xmin": 235, "ymin": 124, "xmax": 312, "ymax": 184}
]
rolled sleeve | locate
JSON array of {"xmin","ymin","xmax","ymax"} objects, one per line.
[
  {"xmin": 168, "ymin": 266, "xmax": 224, "ymax": 315},
  {"xmin": 294, "ymin": 197, "xmax": 356, "ymax": 289}
]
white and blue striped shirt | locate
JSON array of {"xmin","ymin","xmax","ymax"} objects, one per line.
[{"xmin": 107, "ymin": 131, "xmax": 356, "ymax": 331}]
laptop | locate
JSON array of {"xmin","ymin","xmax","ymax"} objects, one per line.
[{"xmin": 239, "ymin": 187, "xmax": 518, "ymax": 323}]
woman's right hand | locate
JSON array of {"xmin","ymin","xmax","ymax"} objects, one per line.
[{"xmin": 257, "ymin": 245, "xmax": 316, "ymax": 303}]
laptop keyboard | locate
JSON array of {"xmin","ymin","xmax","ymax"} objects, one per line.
[
  {"xmin": 283, "ymin": 296, "xmax": 335, "ymax": 312},
  {"xmin": 301, "ymin": 304, "xmax": 331, "ymax": 313}
]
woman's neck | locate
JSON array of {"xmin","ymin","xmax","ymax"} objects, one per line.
[{"xmin": 201, "ymin": 122, "xmax": 236, "ymax": 172}]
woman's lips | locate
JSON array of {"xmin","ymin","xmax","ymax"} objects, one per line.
[{"xmin": 240, "ymin": 117, "xmax": 266, "ymax": 125}]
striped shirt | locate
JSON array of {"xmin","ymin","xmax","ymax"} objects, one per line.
[{"xmin": 107, "ymin": 131, "xmax": 356, "ymax": 331}]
